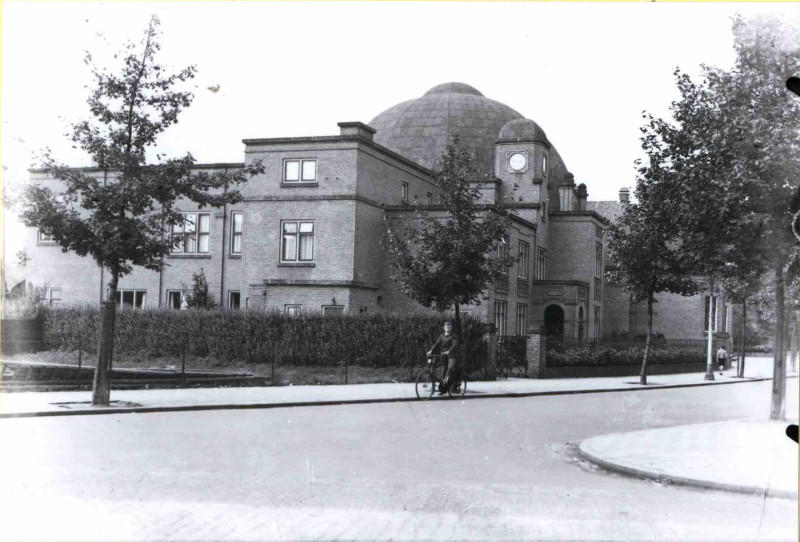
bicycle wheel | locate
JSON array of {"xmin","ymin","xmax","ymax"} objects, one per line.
[
  {"xmin": 415, "ymin": 371, "xmax": 437, "ymax": 399},
  {"xmin": 447, "ymin": 375, "xmax": 467, "ymax": 398}
]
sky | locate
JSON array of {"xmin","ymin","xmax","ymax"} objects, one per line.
[{"xmin": 2, "ymin": 0, "xmax": 799, "ymax": 259}]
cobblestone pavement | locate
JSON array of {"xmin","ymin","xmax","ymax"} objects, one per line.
[{"xmin": 1, "ymin": 380, "xmax": 797, "ymax": 541}]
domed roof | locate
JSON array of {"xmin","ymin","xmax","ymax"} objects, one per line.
[
  {"xmin": 498, "ymin": 118, "xmax": 549, "ymax": 145},
  {"xmin": 369, "ymin": 82, "xmax": 523, "ymax": 175}
]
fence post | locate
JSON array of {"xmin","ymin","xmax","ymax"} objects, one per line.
[
  {"xmin": 181, "ymin": 336, "xmax": 187, "ymax": 387},
  {"xmin": 482, "ymin": 323, "xmax": 497, "ymax": 380},
  {"xmin": 270, "ymin": 346, "xmax": 276, "ymax": 387},
  {"xmin": 526, "ymin": 326, "xmax": 546, "ymax": 379}
]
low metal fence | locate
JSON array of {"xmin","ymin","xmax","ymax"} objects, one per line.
[{"xmin": 497, "ymin": 335, "xmax": 527, "ymax": 377}]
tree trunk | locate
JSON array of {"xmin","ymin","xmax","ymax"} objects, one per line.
[
  {"xmin": 770, "ymin": 265, "xmax": 786, "ymax": 420},
  {"xmin": 738, "ymin": 299, "xmax": 747, "ymax": 378},
  {"xmin": 640, "ymin": 296, "xmax": 653, "ymax": 385},
  {"xmin": 92, "ymin": 274, "xmax": 118, "ymax": 406},
  {"xmin": 704, "ymin": 277, "xmax": 716, "ymax": 381}
]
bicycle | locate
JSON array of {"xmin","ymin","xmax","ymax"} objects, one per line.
[{"xmin": 415, "ymin": 354, "xmax": 467, "ymax": 399}]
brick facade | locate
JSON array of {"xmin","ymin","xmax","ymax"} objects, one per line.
[{"xmin": 20, "ymin": 83, "xmax": 714, "ymax": 342}]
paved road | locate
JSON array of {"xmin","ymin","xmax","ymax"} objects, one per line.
[{"xmin": 0, "ymin": 380, "xmax": 797, "ymax": 541}]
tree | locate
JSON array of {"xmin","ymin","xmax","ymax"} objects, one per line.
[
  {"xmin": 383, "ymin": 133, "xmax": 516, "ymax": 336},
  {"xmin": 19, "ymin": 16, "xmax": 263, "ymax": 405},
  {"xmin": 184, "ymin": 268, "xmax": 217, "ymax": 309},
  {"xmin": 606, "ymin": 193, "xmax": 698, "ymax": 385},
  {"xmin": 636, "ymin": 15, "xmax": 799, "ymax": 417}
]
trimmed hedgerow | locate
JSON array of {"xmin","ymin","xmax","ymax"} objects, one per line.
[
  {"xmin": 42, "ymin": 307, "xmax": 487, "ymax": 369},
  {"xmin": 546, "ymin": 341, "xmax": 705, "ymax": 367}
]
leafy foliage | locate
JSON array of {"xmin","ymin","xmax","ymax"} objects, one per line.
[
  {"xmin": 383, "ymin": 133, "xmax": 515, "ymax": 330},
  {"xmin": 184, "ymin": 268, "xmax": 216, "ymax": 309},
  {"xmin": 19, "ymin": 16, "xmax": 263, "ymax": 281}
]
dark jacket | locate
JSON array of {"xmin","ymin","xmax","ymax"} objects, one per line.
[{"xmin": 430, "ymin": 333, "xmax": 461, "ymax": 359}]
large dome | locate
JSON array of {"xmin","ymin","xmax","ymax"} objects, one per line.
[{"xmin": 369, "ymin": 83, "xmax": 523, "ymax": 175}]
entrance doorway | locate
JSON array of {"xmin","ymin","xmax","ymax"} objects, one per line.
[{"xmin": 544, "ymin": 304, "xmax": 565, "ymax": 339}]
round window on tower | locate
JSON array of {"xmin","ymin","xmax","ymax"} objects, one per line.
[{"xmin": 509, "ymin": 152, "xmax": 527, "ymax": 172}]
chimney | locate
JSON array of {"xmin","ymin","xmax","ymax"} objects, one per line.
[
  {"xmin": 575, "ymin": 183, "xmax": 588, "ymax": 211},
  {"xmin": 619, "ymin": 187, "xmax": 630, "ymax": 204},
  {"xmin": 558, "ymin": 172, "xmax": 576, "ymax": 212},
  {"xmin": 338, "ymin": 122, "xmax": 376, "ymax": 143}
]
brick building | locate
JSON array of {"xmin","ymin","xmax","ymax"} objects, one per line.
[{"xmin": 22, "ymin": 82, "xmax": 728, "ymax": 341}]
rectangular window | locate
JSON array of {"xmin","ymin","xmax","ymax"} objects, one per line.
[
  {"xmin": 111, "ymin": 289, "xmax": 147, "ymax": 310},
  {"xmin": 322, "ymin": 305, "xmax": 344, "ymax": 316},
  {"xmin": 722, "ymin": 303, "xmax": 728, "ymax": 333},
  {"xmin": 704, "ymin": 296, "xmax": 718, "ymax": 332},
  {"xmin": 516, "ymin": 304, "xmax": 528, "ymax": 336},
  {"xmin": 281, "ymin": 220, "xmax": 314, "ymax": 262},
  {"xmin": 536, "ymin": 247, "xmax": 547, "ymax": 280},
  {"xmin": 230, "ymin": 212, "xmax": 243, "ymax": 255},
  {"xmin": 167, "ymin": 290, "xmax": 186, "ymax": 309},
  {"xmin": 542, "ymin": 154, "xmax": 548, "ymax": 176},
  {"xmin": 229, "ymin": 291, "xmax": 241, "ymax": 310},
  {"xmin": 401, "ymin": 182, "xmax": 409, "ymax": 202},
  {"xmin": 38, "ymin": 230, "xmax": 55, "ymax": 243},
  {"xmin": 284, "ymin": 159, "xmax": 317, "ymax": 183},
  {"xmin": 594, "ymin": 306, "xmax": 601, "ymax": 339},
  {"xmin": 594, "ymin": 277, "xmax": 602, "ymax": 301},
  {"xmin": 426, "ymin": 192, "xmax": 433, "ymax": 205},
  {"xmin": 48, "ymin": 288, "xmax": 61, "ymax": 307},
  {"xmin": 595, "ymin": 224, "xmax": 604, "ymax": 238},
  {"xmin": 498, "ymin": 235, "xmax": 510, "ymax": 275},
  {"xmin": 494, "ymin": 301, "xmax": 508, "ymax": 336},
  {"xmin": 517, "ymin": 240, "xmax": 529, "ymax": 279},
  {"xmin": 595, "ymin": 242, "xmax": 603, "ymax": 277},
  {"xmin": 285, "ymin": 304, "xmax": 302, "ymax": 316},
  {"xmin": 171, "ymin": 213, "xmax": 210, "ymax": 254}
]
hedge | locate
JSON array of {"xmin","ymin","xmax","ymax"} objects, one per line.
[
  {"xmin": 546, "ymin": 342, "xmax": 705, "ymax": 367},
  {"xmin": 42, "ymin": 307, "xmax": 488, "ymax": 369}
]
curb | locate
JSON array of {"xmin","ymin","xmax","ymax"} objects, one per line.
[
  {"xmin": 0, "ymin": 375, "xmax": 782, "ymax": 419},
  {"xmin": 577, "ymin": 440, "xmax": 798, "ymax": 500}
]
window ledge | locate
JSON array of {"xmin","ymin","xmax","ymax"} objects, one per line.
[
  {"xmin": 37, "ymin": 242, "xmax": 58, "ymax": 246},
  {"xmin": 228, "ymin": 254, "xmax": 242, "ymax": 259},
  {"xmin": 281, "ymin": 182, "xmax": 318, "ymax": 188},
  {"xmin": 278, "ymin": 262, "xmax": 315, "ymax": 267},
  {"xmin": 167, "ymin": 254, "xmax": 212, "ymax": 259}
]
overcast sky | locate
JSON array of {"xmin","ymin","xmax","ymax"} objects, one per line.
[{"xmin": 2, "ymin": 1, "xmax": 799, "ymax": 257}]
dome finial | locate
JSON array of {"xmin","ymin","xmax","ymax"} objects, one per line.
[{"xmin": 424, "ymin": 82, "xmax": 484, "ymax": 97}]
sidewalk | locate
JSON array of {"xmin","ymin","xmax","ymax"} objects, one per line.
[
  {"xmin": 579, "ymin": 419, "xmax": 799, "ymax": 499},
  {"xmin": 0, "ymin": 357, "xmax": 792, "ymax": 418}
]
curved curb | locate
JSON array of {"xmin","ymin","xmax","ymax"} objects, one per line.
[
  {"xmin": 577, "ymin": 440, "xmax": 797, "ymax": 500},
  {"xmin": 0, "ymin": 375, "xmax": 786, "ymax": 419}
]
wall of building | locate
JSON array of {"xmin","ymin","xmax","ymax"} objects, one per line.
[{"xmin": 603, "ymin": 282, "xmax": 631, "ymax": 336}]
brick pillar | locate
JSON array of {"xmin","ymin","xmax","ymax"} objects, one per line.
[
  {"xmin": 526, "ymin": 327, "xmax": 546, "ymax": 378},
  {"xmin": 482, "ymin": 323, "xmax": 497, "ymax": 380}
]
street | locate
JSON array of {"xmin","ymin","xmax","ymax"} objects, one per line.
[{"xmin": 1, "ymin": 380, "xmax": 797, "ymax": 541}]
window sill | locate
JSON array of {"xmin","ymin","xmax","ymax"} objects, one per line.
[
  {"xmin": 278, "ymin": 262, "xmax": 315, "ymax": 267},
  {"xmin": 167, "ymin": 254, "xmax": 212, "ymax": 259},
  {"xmin": 281, "ymin": 182, "xmax": 318, "ymax": 188},
  {"xmin": 229, "ymin": 254, "xmax": 242, "ymax": 259},
  {"xmin": 37, "ymin": 242, "xmax": 58, "ymax": 246}
]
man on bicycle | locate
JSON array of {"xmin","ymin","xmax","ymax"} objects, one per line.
[{"xmin": 427, "ymin": 320, "xmax": 461, "ymax": 395}]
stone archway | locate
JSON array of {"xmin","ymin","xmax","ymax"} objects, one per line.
[{"xmin": 544, "ymin": 304, "xmax": 565, "ymax": 339}]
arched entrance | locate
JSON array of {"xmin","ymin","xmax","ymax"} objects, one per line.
[{"xmin": 544, "ymin": 304, "xmax": 565, "ymax": 339}]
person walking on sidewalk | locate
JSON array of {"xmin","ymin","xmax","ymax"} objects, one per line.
[
  {"xmin": 427, "ymin": 321, "xmax": 461, "ymax": 395},
  {"xmin": 717, "ymin": 345, "xmax": 728, "ymax": 375}
]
